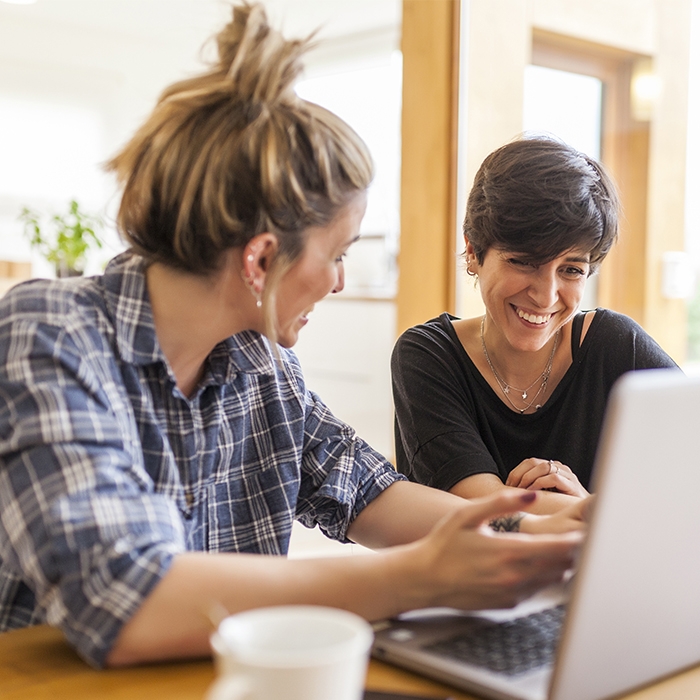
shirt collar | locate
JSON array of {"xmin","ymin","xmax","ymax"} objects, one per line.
[
  {"xmin": 207, "ymin": 332, "xmax": 276, "ymax": 385},
  {"xmin": 100, "ymin": 252, "xmax": 163, "ymax": 366}
]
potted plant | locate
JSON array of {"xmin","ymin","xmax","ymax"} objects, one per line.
[{"xmin": 19, "ymin": 200, "xmax": 104, "ymax": 278}]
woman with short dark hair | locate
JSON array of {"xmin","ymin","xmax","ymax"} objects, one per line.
[{"xmin": 392, "ymin": 136, "xmax": 677, "ymax": 511}]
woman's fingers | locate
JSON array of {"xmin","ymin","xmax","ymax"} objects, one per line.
[
  {"xmin": 505, "ymin": 457, "xmax": 541, "ymax": 487},
  {"xmin": 525, "ymin": 496, "xmax": 595, "ymax": 534},
  {"xmin": 413, "ymin": 491, "xmax": 583, "ymax": 611},
  {"xmin": 506, "ymin": 457, "xmax": 557, "ymax": 488},
  {"xmin": 507, "ymin": 459, "xmax": 589, "ymax": 498},
  {"xmin": 525, "ymin": 462, "xmax": 589, "ymax": 498},
  {"xmin": 527, "ymin": 476, "xmax": 587, "ymax": 498},
  {"xmin": 442, "ymin": 490, "xmax": 539, "ymax": 532},
  {"xmin": 435, "ymin": 531, "xmax": 582, "ymax": 610}
]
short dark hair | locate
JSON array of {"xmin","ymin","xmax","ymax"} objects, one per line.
[{"xmin": 463, "ymin": 136, "xmax": 619, "ymax": 273}]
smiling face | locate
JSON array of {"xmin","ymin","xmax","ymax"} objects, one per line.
[
  {"xmin": 469, "ymin": 241, "xmax": 591, "ymax": 354},
  {"xmin": 273, "ymin": 192, "xmax": 367, "ymax": 348}
]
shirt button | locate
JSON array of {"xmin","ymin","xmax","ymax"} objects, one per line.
[{"xmin": 114, "ymin": 536, "xmax": 134, "ymax": 554}]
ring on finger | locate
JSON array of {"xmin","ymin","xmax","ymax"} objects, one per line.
[{"xmin": 548, "ymin": 459, "xmax": 561, "ymax": 476}]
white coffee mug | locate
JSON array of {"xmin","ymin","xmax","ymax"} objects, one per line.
[{"xmin": 207, "ymin": 605, "xmax": 374, "ymax": 700}]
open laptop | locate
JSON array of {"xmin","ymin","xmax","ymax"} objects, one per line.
[{"xmin": 372, "ymin": 368, "xmax": 700, "ymax": 700}]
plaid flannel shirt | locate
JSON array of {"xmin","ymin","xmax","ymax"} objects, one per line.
[{"xmin": 0, "ymin": 252, "xmax": 402, "ymax": 667}]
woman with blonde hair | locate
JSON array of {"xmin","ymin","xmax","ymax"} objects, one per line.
[{"xmin": 0, "ymin": 4, "xmax": 582, "ymax": 668}]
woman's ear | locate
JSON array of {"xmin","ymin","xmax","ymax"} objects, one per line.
[
  {"xmin": 242, "ymin": 233, "xmax": 279, "ymax": 292},
  {"xmin": 464, "ymin": 239, "xmax": 476, "ymax": 263},
  {"xmin": 464, "ymin": 239, "xmax": 479, "ymax": 276}
]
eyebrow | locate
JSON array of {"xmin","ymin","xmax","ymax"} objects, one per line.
[
  {"xmin": 500, "ymin": 251, "xmax": 591, "ymax": 264},
  {"xmin": 564, "ymin": 254, "xmax": 591, "ymax": 264}
]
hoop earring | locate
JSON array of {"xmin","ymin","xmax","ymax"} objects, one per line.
[{"xmin": 466, "ymin": 253, "xmax": 479, "ymax": 285}]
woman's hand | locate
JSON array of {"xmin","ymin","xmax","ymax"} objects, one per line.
[
  {"xmin": 506, "ymin": 458, "xmax": 590, "ymax": 498},
  {"xmin": 395, "ymin": 491, "xmax": 583, "ymax": 612},
  {"xmin": 520, "ymin": 495, "xmax": 594, "ymax": 535}
]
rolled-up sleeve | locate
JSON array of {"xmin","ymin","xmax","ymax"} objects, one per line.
[{"xmin": 292, "ymin": 367, "xmax": 405, "ymax": 542}]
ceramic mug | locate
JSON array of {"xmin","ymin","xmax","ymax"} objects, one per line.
[{"xmin": 206, "ymin": 605, "xmax": 374, "ymax": 700}]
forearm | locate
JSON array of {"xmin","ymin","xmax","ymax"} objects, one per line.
[
  {"xmin": 346, "ymin": 481, "xmax": 467, "ymax": 548},
  {"xmin": 345, "ymin": 480, "xmax": 580, "ymax": 546},
  {"xmin": 106, "ymin": 548, "xmax": 411, "ymax": 667},
  {"xmin": 107, "ymin": 488, "xmax": 582, "ymax": 667}
]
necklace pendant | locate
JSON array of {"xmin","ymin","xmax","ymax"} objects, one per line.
[
  {"xmin": 503, "ymin": 386, "xmax": 510, "ymax": 394},
  {"xmin": 521, "ymin": 391, "xmax": 528, "ymax": 399}
]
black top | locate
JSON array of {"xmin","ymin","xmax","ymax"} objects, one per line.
[{"xmin": 391, "ymin": 309, "xmax": 678, "ymax": 491}]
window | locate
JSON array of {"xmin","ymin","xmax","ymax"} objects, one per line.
[
  {"xmin": 296, "ymin": 53, "xmax": 402, "ymax": 296},
  {"xmin": 523, "ymin": 64, "xmax": 604, "ymax": 309}
]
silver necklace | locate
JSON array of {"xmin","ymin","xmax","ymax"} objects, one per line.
[{"xmin": 480, "ymin": 317, "xmax": 560, "ymax": 414}]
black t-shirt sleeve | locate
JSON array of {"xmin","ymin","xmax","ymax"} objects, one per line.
[
  {"xmin": 582, "ymin": 310, "xmax": 678, "ymax": 379},
  {"xmin": 624, "ymin": 316, "xmax": 678, "ymax": 370},
  {"xmin": 391, "ymin": 317, "xmax": 498, "ymax": 490}
]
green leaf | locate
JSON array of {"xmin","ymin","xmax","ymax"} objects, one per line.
[{"xmin": 18, "ymin": 199, "xmax": 105, "ymax": 275}]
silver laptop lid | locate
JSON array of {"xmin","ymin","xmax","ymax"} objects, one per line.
[{"xmin": 551, "ymin": 369, "xmax": 700, "ymax": 700}]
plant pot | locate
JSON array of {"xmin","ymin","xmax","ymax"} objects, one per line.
[{"xmin": 55, "ymin": 263, "xmax": 83, "ymax": 278}]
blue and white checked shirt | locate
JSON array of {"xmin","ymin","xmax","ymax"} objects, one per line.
[{"xmin": 0, "ymin": 252, "xmax": 403, "ymax": 667}]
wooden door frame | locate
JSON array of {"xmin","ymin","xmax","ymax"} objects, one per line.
[{"xmin": 396, "ymin": 0, "xmax": 460, "ymax": 335}]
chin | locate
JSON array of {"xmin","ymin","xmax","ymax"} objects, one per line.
[{"xmin": 276, "ymin": 332, "xmax": 298, "ymax": 349}]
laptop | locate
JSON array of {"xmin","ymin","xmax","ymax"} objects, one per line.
[{"xmin": 372, "ymin": 368, "xmax": 700, "ymax": 700}]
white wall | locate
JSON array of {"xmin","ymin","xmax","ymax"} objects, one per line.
[
  {"xmin": 0, "ymin": 1, "xmax": 229, "ymax": 272},
  {"xmin": 0, "ymin": 0, "xmax": 401, "ymax": 271}
]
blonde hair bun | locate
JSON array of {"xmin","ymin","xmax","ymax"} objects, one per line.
[{"xmin": 218, "ymin": 2, "xmax": 306, "ymax": 112}]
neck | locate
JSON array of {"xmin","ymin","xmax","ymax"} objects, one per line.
[
  {"xmin": 146, "ymin": 255, "xmax": 252, "ymax": 397},
  {"xmin": 480, "ymin": 316, "xmax": 561, "ymax": 414},
  {"xmin": 480, "ymin": 317, "xmax": 560, "ymax": 386}
]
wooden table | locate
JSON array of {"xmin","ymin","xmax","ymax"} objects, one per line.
[{"xmin": 2, "ymin": 625, "xmax": 700, "ymax": 700}]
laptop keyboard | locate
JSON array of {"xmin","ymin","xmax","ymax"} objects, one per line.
[{"xmin": 423, "ymin": 604, "xmax": 566, "ymax": 676}]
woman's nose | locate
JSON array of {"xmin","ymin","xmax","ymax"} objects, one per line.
[
  {"xmin": 331, "ymin": 262, "xmax": 345, "ymax": 294},
  {"xmin": 528, "ymin": 268, "xmax": 559, "ymax": 307}
]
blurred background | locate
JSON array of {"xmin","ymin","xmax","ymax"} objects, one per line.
[{"xmin": 0, "ymin": 0, "xmax": 697, "ymax": 479}]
